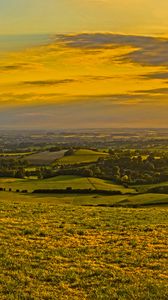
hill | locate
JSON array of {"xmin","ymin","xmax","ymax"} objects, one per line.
[
  {"xmin": 0, "ymin": 175, "xmax": 135, "ymax": 194},
  {"xmin": 55, "ymin": 149, "xmax": 109, "ymax": 165}
]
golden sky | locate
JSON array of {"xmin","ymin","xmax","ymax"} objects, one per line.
[{"xmin": 0, "ymin": 1, "xmax": 168, "ymax": 128}]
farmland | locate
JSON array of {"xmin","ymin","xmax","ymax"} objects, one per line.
[
  {"xmin": 26, "ymin": 150, "xmax": 67, "ymax": 166},
  {"xmin": 0, "ymin": 152, "xmax": 34, "ymax": 157},
  {"xmin": 0, "ymin": 128, "xmax": 168, "ymax": 299},
  {"xmin": 133, "ymin": 181, "xmax": 168, "ymax": 193},
  {"xmin": 0, "ymin": 192, "xmax": 168, "ymax": 299},
  {"xmin": 0, "ymin": 176, "xmax": 135, "ymax": 194},
  {"xmin": 55, "ymin": 149, "xmax": 109, "ymax": 165}
]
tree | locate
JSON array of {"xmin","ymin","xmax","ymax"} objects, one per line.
[
  {"xmin": 113, "ymin": 166, "xmax": 120, "ymax": 176},
  {"xmin": 109, "ymin": 149, "xmax": 115, "ymax": 155},
  {"xmin": 64, "ymin": 148, "xmax": 75, "ymax": 156},
  {"xmin": 121, "ymin": 175, "xmax": 129, "ymax": 183},
  {"xmin": 82, "ymin": 168, "xmax": 93, "ymax": 177},
  {"xmin": 15, "ymin": 168, "xmax": 25, "ymax": 178}
]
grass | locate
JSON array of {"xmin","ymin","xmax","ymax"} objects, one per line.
[
  {"xmin": 133, "ymin": 181, "xmax": 168, "ymax": 193},
  {"xmin": 0, "ymin": 192, "xmax": 167, "ymax": 299},
  {"xmin": 0, "ymin": 176, "xmax": 135, "ymax": 193},
  {"xmin": 0, "ymin": 191, "xmax": 168, "ymax": 207},
  {"xmin": 116, "ymin": 193, "xmax": 168, "ymax": 207},
  {"xmin": 55, "ymin": 149, "xmax": 109, "ymax": 165},
  {"xmin": 0, "ymin": 152, "xmax": 34, "ymax": 157}
]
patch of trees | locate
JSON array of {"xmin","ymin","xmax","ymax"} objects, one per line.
[
  {"xmin": 0, "ymin": 158, "xmax": 28, "ymax": 178},
  {"xmin": 57, "ymin": 167, "xmax": 94, "ymax": 178},
  {"xmin": 64, "ymin": 148, "xmax": 75, "ymax": 156},
  {"xmin": 57, "ymin": 149, "xmax": 168, "ymax": 185},
  {"xmin": 49, "ymin": 146, "xmax": 63, "ymax": 152},
  {"xmin": 96, "ymin": 150, "xmax": 168, "ymax": 184}
]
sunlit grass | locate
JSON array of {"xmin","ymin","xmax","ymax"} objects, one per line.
[
  {"xmin": 0, "ymin": 175, "xmax": 135, "ymax": 193},
  {"xmin": 56, "ymin": 149, "xmax": 109, "ymax": 165},
  {"xmin": 0, "ymin": 193, "xmax": 167, "ymax": 299}
]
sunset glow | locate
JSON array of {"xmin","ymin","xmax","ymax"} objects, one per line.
[{"xmin": 0, "ymin": 0, "xmax": 168, "ymax": 128}]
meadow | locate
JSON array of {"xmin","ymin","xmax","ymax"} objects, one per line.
[
  {"xmin": 0, "ymin": 191, "xmax": 167, "ymax": 299},
  {"xmin": 0, "ymin": 176, "xmax": 135, "ymax": 194},
  {"xmin": 0, "ymin": 152, "xmax": 34, "ymax": 158},
  {"xmin": 133, "ymin": 181, "xmax": 168, "ymax": 193},
  {"xmin": 55, "ymin": 149, "xmax": 109, "ymax": 165}
]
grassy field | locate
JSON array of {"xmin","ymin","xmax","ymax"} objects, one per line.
[
  {"xmin": 0, "ymin": 176, "xmax": 135, "ymax": 194},
  {"xmin": 115, "ymin": 193, "xmax": 168, "ymax": 207},
  {"xmin": 133, "ymin": 181, "xmax": 168, "ymax": 193},
  {"xmin": 55, "ymin": 149, "xmax": 109, "ymax": 165},
  {"xmin": 0, "ymin": 152, "xmax": 34, "ymax": 157},
  {"xmin": 0, "ymin": 192, "xmax": 167, "ymax": 299}
]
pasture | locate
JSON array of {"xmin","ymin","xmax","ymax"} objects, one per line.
[
  {"xmin": 0, "ymin": 152, "xmax": 34, "ymax": 157},
  {"xmin": 0, "ymin": 192, "xmax": 167, "ymax": 299},
  {"xmin": 0, "ymin": 176, "xmax": 135, "ymax": 194},
  {"xmin": 134, "ymin": 181, "xmax": 168, "ymax": 193},
  {"xmin": 55, "ymin": 149, "xmax": 109, "ymax": 165}
]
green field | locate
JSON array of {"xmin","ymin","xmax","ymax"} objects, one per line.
[
  {"xmin": 0, "ymin": 192, "xmax": 167, "ymax": 299},
  {"xmin": 134, "ymin": 181, "xmax": 168, "ymax": 193},
  {"xmin": 55, "ymin": 149, "xmax": 109, "ymax": 165},
  {"xmin": 115, "ymin": 193, "xmax": 168, "ymax": 207},
  {"xmin": 0, "ymin": 152, "xmax": 34, "ymax": 157},
  {"xmin": 0, "ymin": 176, "xmax": 135, "ymax": 194}
]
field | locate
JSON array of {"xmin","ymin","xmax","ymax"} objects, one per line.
[
  {"xmin": 0, "ymin": 176, "xmax": 135, "ymax": 194},
  {"xmin": 0, "ymin": 152, "xmax": 34, "ymax": 157},
  {"xmin": 133, "ymin": 182, "xmax": 168, "ymax": 193},
  {"xmin": 25, "ymin": 150, "xmax": 67, "ymax": 166},
  {"xmin": 0, "ymin": 135, "xmax": 168, "ymax": 299},
  {"xmin": 20, "ymin": 149, "xmax": 109, "ymax": 167},
  {"xmin": 0, "ymin": 192, "xmax": 167, "ymax": 299},
  {"xmin": 55, "ymin": 149, "xmax": 109, "ymax": 165}
]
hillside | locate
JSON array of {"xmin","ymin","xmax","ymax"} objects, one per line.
[
  {"xmin": 55, "ymin": 149, "xmax": 109, "ymax": 165},
  {"xmin": 0, "ymin": 176, "xmax": 135, "ymax": 194}
]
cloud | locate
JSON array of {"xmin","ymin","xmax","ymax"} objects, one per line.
[
  {"xmin": 135, "ymin": 87, "xmax": 168, "ymax": 94},
  {"xmin": 22, "ymin": 79, "xmax": 78, "ymax": 86},
  {"xmin": 55, "ymin": 33, "xmax": 168, "ymax": 67},
  {"xmin": 0, "ymin": 32, "xmax": 168, "ymax": 129},
  {"xmin": 1, "ymin": 86, "xmax": 168, "ymax": 109},
  {"xmin": 0, "ymin": 92, "xmax": 66, "ymax": 106},
  {"xmin": 20, "ymin": 76, "xmax": 114, "ymax": 87},
  {"xmin": 140, "ymin": 71, "xmax": 168, "ymax": 80},
  {"xmin": 82, "ymin": 75, "xmax": 115, "ymax": 81},
  {"xmin": 0, "ymin": 63, "xmax": 34, "ymax": 72}
]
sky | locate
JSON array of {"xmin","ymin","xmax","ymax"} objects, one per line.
[{"xmin": 0, "ymin": 0, "xmax": 168, "ymax": 128}]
